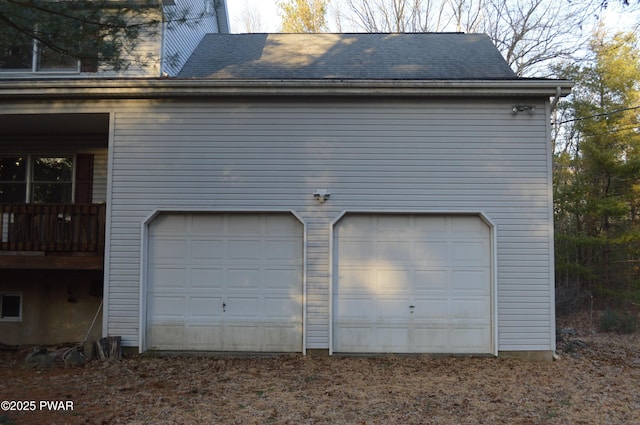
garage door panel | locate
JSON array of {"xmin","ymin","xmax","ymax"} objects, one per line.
[
  {"xmin": 265, "ymin": 215, "xmax": 301, "ymax": 234},
  {"xmin": 339, "ymin": 269, "xmax": 375, "ymax": 291},
  {"xmin": 412, "ymin": 328, "xmax": 448, "ymax": 351},
  {"xmin": 148, "ymin": 324, "xmax": 185, "ymax": 350},
  {"xmin": 190, "ymin": 268, "xmax": 224, "ymax": 289},
  {"xmin": 377, "ymin": 298, "xmax": 411, "ymax": 321},
  {"xmin": 334, "ymin": 214, "xmax": 492, "ymax": 354},
  {"xmin": 266, "ymin": 240, "xmax": 302, "ymax": 259},
  {"xmin": 337, "ymin": 215, "xmax": 374, "ymax": 236},
  {"xmin": 378, "ymin": 241, "xmax": 411, "ymax": 260},
  {"xmin": 448, "ymin": 327, "xmax": 492, "ymax": 352},
  {"xmin": 413, "ymin": 216, "xmax": 448, "ymax": 235},
  {"xmin": 149, "ymin": 267, "xmax": 186, "ymax": 290},
  {"xmin": 264, "ymin": 269, "xmax": 301, "ymax": 289},
  {"xmin": 228, "ymin": 215, "xmax": 262, "ymax": 233},
  {"xmin": 227, "ymin": 268, "xmax": 261, "ymax": 289},
  {"xmin": 376, "ymin": 326, "xmax": 409, "ymax": 350},
  {"xmin": 150, "ymin": 239, "xmax": 187, "ymax": 262},
  {"xmin": 147, "ymin": 213, "xmax": 303, "ymax": 352},
  {"xmin": 415, "ymin": 241, "xmax": 449, "ymax": 262},
  {"xmin": 228, "ymin": 240, "xmax": 261, "ymax": 259},
  {"xmin": 225, "ymin": 297, "xmax": 261, "ymax": 318},
  {"xmin": 187, "ymin": 325, "xmax": 223, "ymax": 350},
  {"xmin": 190, "ymin": 240, "xmax": 224, "ymax": 260},
  {"xmin": 189, "ymin": 297, "xmax": 223, "ymax": 318},
  {"xmin": 335, "ymin": 326, "xmax": 372, "ymax": 351},
  {"xmin": 414, "ymin": 270, "xmax": 449, "ymax": 289},
  {"xmin": 264, "ymin": 297, "xmax": 301, "ymax": 319},
  {"xmin": 451, "ymin": 217, "xmax": 489, "ymax": 235},
  {"xmin": 452, "ymin": 270, "xmax": 491, "ymax": 291},
  {"xmin": 340, "ymin": 240, "xmax": 376, "ymax": 261},
  {"xmin": 191, "ymin": 215, "xmax": 224, "ymax": 233},
  {"xmin": 412, "ymin": 299, "xmax": 449, "ymax": 319},
  {"xmin": 224, "ymin": 324, "xmax": 262, "ymax": 350},
  {"xmin": 376, "ymin": 215, "xmax": 411, "ymax": 234},
  {"xmin": 450, "ymin": 298, "xmax": 491, "ymax": 320},
  {"xmin": 262, "ymin": 325, "xmax": 303, "ymax": 351},
  {"xmin": 378, "ymin": 270, "xmax": 411, "ymax": 292},
  {"xmin": 452, "ymin": 241, "xmax": 489, "ymax": 265},
  {"xmin": 149, "ymin": 295, "xmax": 186, "ymax": 319},
  {"xmin": 337, "ymin": 297, "xmax": 372, "ymax": 320},
  {"xmin": 152, "ymin": 214, "xmax": 188, "ymax": 235}
]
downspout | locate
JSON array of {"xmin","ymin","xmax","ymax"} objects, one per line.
[
  {"xmin": 550, "ymin": 86, "xmax": 562, "ymax": 112},
  {"xmin": 214, "ymin": 0, "xmax": 230, "ymax": 34}
]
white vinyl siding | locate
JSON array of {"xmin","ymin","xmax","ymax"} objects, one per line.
[
  {"xmin": 106, "ymin": 97, "xmax": 552, "ymax": 352},
  {"xmin": 0, "ymin": 97, "xmax": 554, "ymax": 353},
  {"xmin": 162, "ymin": 0, "xmax": 220, "ymax": 77}
]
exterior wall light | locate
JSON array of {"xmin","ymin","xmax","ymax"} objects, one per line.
[{"xmin": 313, "ymin": 189, "xmax": 331, "ymax": 203}]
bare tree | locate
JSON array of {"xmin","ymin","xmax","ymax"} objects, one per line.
[
  {"xmin": 480, "ymin": 0, "xmax": 599, "ymax": 76},
  {"xmin": 235, "ymin": 1, "xmax": 266, "ymax": 33},
  {"xmin": 447, "ymin": 0, "xmax": 484, "ymax": 33},
  {"xmin": 336, "ymin": 0, "xmax": 601, "ymax": 76},
  {"xmin": 341, "ymin": 0, "xmax": 450, "ymax": 32}
]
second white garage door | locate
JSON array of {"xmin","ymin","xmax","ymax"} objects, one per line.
[
  {"xmin": 146, "ymin": 213, "xmax": 303, "ymax": 352},
  {"xmin": 333, "ymin": 214, "xmax": 492, "ymax": 354}
]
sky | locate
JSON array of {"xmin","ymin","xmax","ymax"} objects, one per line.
[
  {"xmin": 226, "ymin": 0, "xmax": 280, "ymax": 33},
  {"xmin": 225, "ymin": 0, "xmax": 639, "ymax": 34}
]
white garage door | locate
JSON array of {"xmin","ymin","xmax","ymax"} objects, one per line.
[
  {"xmin": 146, "ymin": 213, "xmax": 303, "ymax": 352},
  {"xmin": 333, "ymin": 214, "xmax": 492, "ymax": 354}
]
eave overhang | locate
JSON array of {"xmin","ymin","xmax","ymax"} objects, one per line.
[{"xmin": 0, "ymin": 78, "xmax": 573, "ymax": 100}]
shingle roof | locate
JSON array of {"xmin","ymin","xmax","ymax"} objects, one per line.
[{"xmin": 177, "ymin": 33, "xmax": 517, "ymax": 80}]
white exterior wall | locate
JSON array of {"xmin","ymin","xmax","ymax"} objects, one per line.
[
  {"xmin": 0, "ymin": 3, "xmax": 224, "ymax": 79},
  {"xmin": 104, "ymin": 97, "xmax": 554, "ymax": 352},
  {"xmin": 161, "ymin": 0, "xmax": 221, "ymax": 77},
  {"xmin": 0, "ymin": 96, "xmax": 555, "ymax": 353}
]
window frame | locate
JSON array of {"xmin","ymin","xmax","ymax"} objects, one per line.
[
  {"xmin": 0, "ymin": 292, "xmax": 23, "ymax": 322},
  {"xmin": 0, "ymin": 154, "xmax": 76, "ymax": 204},
  {"xmin": 0, "ymin": 36, "xmax": 81, "ymax": 74}
]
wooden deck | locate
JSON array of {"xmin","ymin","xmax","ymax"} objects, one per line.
[{"xmin": 0, "ymin": 203, "xmax": 105, "ymax": 270}]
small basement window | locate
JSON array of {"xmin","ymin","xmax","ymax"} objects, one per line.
[{"xmin": 0, "ymin": 293, "xmax": 22, "ymax": 321}]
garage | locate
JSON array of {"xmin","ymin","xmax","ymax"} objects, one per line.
[
  {"xmin": 146, "ymin": 213, "xmax": 304, "ymax": 352},
  {"xmin": 333, "ymin": 214, "xmax": 493, "ymax": 354}
]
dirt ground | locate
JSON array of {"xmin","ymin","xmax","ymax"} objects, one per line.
[{"xmin": 1, "ymin": 312, "xmax": 639, "ymax": 425}]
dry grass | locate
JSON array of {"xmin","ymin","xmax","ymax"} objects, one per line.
[{"xmin": 1, "ymin": 312, "xmax": 639, "ymax": 425}]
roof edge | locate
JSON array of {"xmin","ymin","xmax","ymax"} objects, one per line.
[{"xmin": 0, "ymin": 78, "xmax": 573, "ymax": 99}]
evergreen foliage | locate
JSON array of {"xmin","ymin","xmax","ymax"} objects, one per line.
[{"xmin": 554, "ymin": 29, "xmax": 640, "ymax": 308}]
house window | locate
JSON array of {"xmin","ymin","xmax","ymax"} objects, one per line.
[
  {"xmin": 0, "ymin": 28, "xmax": 79, "ymax": 72},
  {"xmin": 0, "ymin": 293, "xmax": 22, "ymax": 321},
  {"xmin": 0, "ymin": 155, "xmax": 73, "ymax": 204},
  {"xmin": 0, "ymin": 157, "xmax": 27, "ymax": 203},
  {"xmin": 31, "ymin": 156, "xmax": 73, "ymax": 203}
]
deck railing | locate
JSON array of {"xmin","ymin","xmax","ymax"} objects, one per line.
[{"xmin": 0, "ymin": 204, "xmax": 106, "ymax": 253}]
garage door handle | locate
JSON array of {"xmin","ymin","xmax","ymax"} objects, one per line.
[
  {"xmin": 222, "ymin": 302, "xmax": 226, "ymax": 312},
  {"xmin": 409, "ymin": 305, "xmax": 415, "ymax": 309}
]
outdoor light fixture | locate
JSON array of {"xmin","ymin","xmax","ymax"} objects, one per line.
[
  {"xmin": 512, "ymin": 104, "xmax": 536, "ymax": 114},
  {"xmin": 313, "ymin": 189, "xmax": 331, "ymax": 203}
]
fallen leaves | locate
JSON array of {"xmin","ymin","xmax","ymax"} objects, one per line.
[{"xmin": 0, "ymin": 313, "xmax": 639, "ymax": 424}]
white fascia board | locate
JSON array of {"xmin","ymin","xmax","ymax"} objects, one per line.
[{"xmin": 0, "ymin": 79, "xmax": 573, "ymax": 99}]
